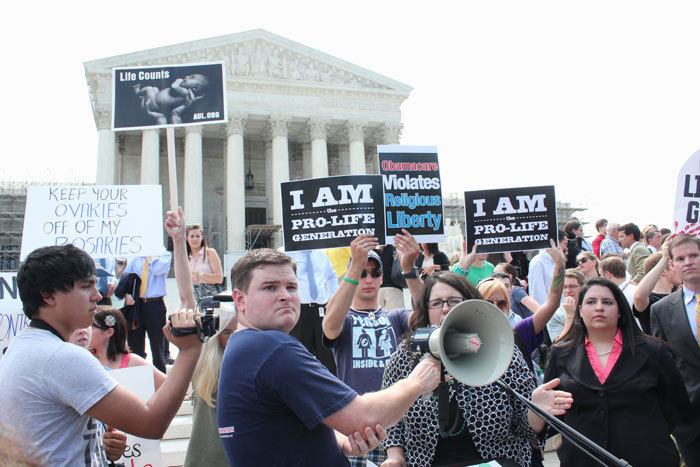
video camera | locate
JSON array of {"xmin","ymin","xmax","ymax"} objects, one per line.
[{"xmin": 168, "ymin": 294, "xmax": 232, "ymax": 342}]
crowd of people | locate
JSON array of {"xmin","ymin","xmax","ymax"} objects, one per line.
[{"xmin": 0, "ymin": 213, "xmax": 698, "ymax": 467}]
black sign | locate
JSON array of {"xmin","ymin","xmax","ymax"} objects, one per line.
[
  {"xmin": 281, "ymin": 175, "xmax": 385, "ymax": 251},
  {"xmin": 112, "ymin": 62, "xmax": 227, "ymax": 131},
  {"xmin": 464, "ymin": 185, "xmax": 558, "ymax": 253},
  {"xmin": 378, "ymin": 146, "xmax": 444, "ymax": 243}
]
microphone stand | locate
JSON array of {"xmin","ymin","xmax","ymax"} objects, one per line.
[{"xmin": 495, "ymin": 379, "xmax": 631, "ymax": 467}]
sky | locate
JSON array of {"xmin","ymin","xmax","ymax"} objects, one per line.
[{"xmin": 2, "ymin": 0, "xmax": 698, "ymax": 238}]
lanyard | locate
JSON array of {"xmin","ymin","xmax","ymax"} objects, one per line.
[{"xmin": 29, "ymin": 318, "xmax": 65, "ymax": 341}]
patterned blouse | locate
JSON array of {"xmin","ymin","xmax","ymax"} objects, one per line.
[{"xmin": 381, "ymin": 342, "xmax": 540, "ymax": 467}]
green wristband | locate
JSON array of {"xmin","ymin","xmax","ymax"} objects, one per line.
[
  {"xmin": 452, "ymin": 265, "xmax": 470, "ymax": 276},
  {"xmin": 343, "ymin": 277, "xmax": 359, "ymax": 285}
]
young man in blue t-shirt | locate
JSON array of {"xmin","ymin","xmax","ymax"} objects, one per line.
[{"xmin": 217, "ymin": 247, "xmax": 440, "ymax": 466}]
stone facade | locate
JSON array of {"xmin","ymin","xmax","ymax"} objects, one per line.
[{"xmin": 85, "ymin": 29, "xmax": 410, "ymax": 254}]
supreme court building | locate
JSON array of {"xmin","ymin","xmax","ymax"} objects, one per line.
[{"xmin": 84, "ymin": 29, "xmax": 411, "ymax": 255}]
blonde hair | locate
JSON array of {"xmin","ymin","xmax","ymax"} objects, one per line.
[
  {"xmin": 192, "ymin": 308, "xmax": 236, "ymax": 408},
  {"xmin": 477, "ymin": 279, "xmax": 511, "ymax": 311}
]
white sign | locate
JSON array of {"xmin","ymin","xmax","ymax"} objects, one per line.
[
  {"xmin": 0, "ymin": 272, "xmax": 26, "ymax": 359},
  {"xmin": 110, "ymin": 366, "xmax": 163, "ymax": 467},
  {"xmin": 674, "ymin": 149, "xmax": 700, "ymax": 236},
  {"xmin": 20, "ymin": 185, "xmax": 165, "ymax": 260}
]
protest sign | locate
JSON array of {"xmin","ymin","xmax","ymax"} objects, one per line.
[
  {"xmin": 110, "ymin": 366, "xmax": 163, "ymax": 467},
  {"xmin": 20, "ymin": 185, "xmax": 165, "ymax": 261},
  {"xmin": 378, "ymin": 145, "xmax": 445, "ymax": 243},
  {"xmin": 464, "ymin": 185, "xmax": 557, "ymax": 253},
  {"xmin": 0, "ymin": 272, "xmax": 25, "ymax": 359},
  {"xmin": 673, "ymin": 149, "xmax": 700, "ymax": 236},
  {"xmin": 281, "ymin": 175, "xmax": 385, "ymax": 251},
  {"xmin": 112, "ymin": 62, "xmax": 227, "ymax": 131}
]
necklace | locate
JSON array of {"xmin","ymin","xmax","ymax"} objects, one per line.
[
  {"xmin": 597, "ymin": 350, "xmax": 612, "ymax": 357},
  {"xmin": 350, "ymin": 307, "xmax": 379, "ymax": 320},
  {"xmin": 431, "ymin": 382, "xmax": 470, "ymax": 438}
]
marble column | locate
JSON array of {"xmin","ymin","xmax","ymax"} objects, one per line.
[
  {"xmin": 347, "ymin": 120, "xmax": 366, "ymax": 175},
  {"xmin": 381, "ymin": 123, "xmax": 403, "ymax": 145},
  {"xmin": 269, "ymin": 116, "xmax": 291, "ymax": 227},
  {"xmin": 338, "ymin": 146, "xmax": 350, "ymax": 175},
  {"xmin": 184, "ymin": 126, "xmax": 203, "ymax": 225},
  {"xmin": 308, "ymin": 118, "xmax": 330, "ymax": 178},
  {"xmin": 140, "ymin": 129, "xmax": 160, "ymax": 185},
  {"xmin": 95, "ymin": 111, "xmax": 116, "ymax": 185},
  {"xmin": 301, "ymin": 143, "xmax": 311, "ymax": 179},
  {"xmin": 225, "ymin": 114, "xmax": 247, "ymax": 252},
  {"xmin": 265, "ymin": 138, "xmax": 273, "ymax": 223}
]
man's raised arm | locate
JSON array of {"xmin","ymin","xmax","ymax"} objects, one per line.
[{"xmin": 323, "ymin": 233, "xmax": 378, "ymax": 340}]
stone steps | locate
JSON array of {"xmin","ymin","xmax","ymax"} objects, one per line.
[{"xmin": 160, "ymin": 394, "xmax": 194, "ymax": 466}]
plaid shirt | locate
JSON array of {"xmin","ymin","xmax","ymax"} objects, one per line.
[
  {"xmin": 347, "ymin": 446, "xmax": 387, "ymax": 467},
  {"xmin": 600, "ymin": 236, "xmax": 624, "ymax": 257}
]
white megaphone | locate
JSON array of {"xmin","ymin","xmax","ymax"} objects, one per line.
[{"xmin": 409, "ymin": 300, "xmax": 514, "ymax": 386}]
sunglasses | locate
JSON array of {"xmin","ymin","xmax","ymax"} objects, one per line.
[
  {"xmin": 486, "ymin": 299, "xmax": 508, "ymax": 309},
  {"xmin": 577, "ymin": 258, "xmax": 590, "ymax": 265},
  {"xmin": 361, "ymin": 268, "xmax": 383, "ymax": 279}
]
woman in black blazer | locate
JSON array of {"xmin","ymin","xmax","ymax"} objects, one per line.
[{"xmin": 544, "ymin": 277, "xmax": 691, "ymax": 467}]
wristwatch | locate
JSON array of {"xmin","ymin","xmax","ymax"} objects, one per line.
[{"xmin": 402, "ymin": 267, "xmax": 420, "ymax": 279}]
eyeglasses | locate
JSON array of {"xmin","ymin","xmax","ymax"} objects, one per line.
[
  {"xmin": 361, "ymin": 268, "xmax": 383, "ymax": 279},
  {"xmin": 427, "ymin": 297, "xmax": 465, "ymax": 310},
  {"xmin": 577, "ymin": 258, "xmax": 589, "ymax": 265},
  {"xmin": 486, "ymin": 299, "xmax": 508, "ymax": 309}
]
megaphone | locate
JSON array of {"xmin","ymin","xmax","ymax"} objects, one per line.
[{"xmin": 409, "ymin": 300, "xmax": 514, "ymax": 386}]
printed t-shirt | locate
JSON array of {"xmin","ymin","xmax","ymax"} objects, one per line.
[
  {"xmin": 0, "ymin": 329, "xmax": 117, "ymax": 466},
  {"xmin": 324, "ymin": 307, "xmax": 410, "ymax": 394},
  {"xmin": 218, "ymin": 329, "xmax": 357, "ymax": 466}
]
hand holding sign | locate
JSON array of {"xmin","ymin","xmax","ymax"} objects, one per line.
[
  {"xmin": 103, "ymin": 427, "xmax": 127, "ymax": 461},
  {"xmin": 348, "ymin": 233, "xmax": 379, "ymax": 274},
  {"xmin": 458, "ymin": 242, "xmax": 479, "ymax": 272},
  {"xmin": 394, "ymin": 229, "xmax": 421, "ymax": 273}
]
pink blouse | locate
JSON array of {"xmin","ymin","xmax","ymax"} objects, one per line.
[
  {"xmin": 584, "ymin": 329, "xmax": 623, "ymax": 384},
  {"xmin": 189, "ymin": 248, "xmax": 213, "ymax": 275}
]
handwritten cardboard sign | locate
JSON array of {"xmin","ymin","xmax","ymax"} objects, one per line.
[
  {"xmin": 464, "ymin": 185, "xmax": 558, "ymax": 253},
  {"xmin": 281, "ymin": 175, "xmax": 385, "ymax": 251},
  {"xmin": 112, "ymin": 62, "xmax": 227, "ymax": 131},
  {"xmin": 110, "ymin": 366, "xmax": 163, "ymax": 467},
  {"xmin": 0, "ymin": 272, "xmax": 25, "ymax": 359},
  {"xmin": 20, "ymin": 185, "xmax": 165, "ymax": 260},
  {"xmin": 378, "ymin": 145, "xmax": 445, "ymax": 243},
  {"xmin": 673, "ymin": 149, "xmax": 700, "ymax": 236}
]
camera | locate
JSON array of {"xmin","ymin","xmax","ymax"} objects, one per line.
[{"xmin": 169, "ymin": 294, "xmax": 231, "ymax": 341}]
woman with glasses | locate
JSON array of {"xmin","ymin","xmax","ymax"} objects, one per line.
[
  {"xmin": 186, "ymin": 223, "xmax": 224, "ymax": 303},
  {"xmin": 544, "ymin": 278, "xmax": 690, "ymax": 467},
  {"xmin": 184, "ymin": 308, "xmax": 237, "ymax": 467},
  {"xmin": 380, "ymin": 265, "xmax": 573, "ymax": 466},
  {"xmin": 576, "ymin": 251, "xmax": 599, "ymax": 281},
  {"xmin": 89, "ymin": 306, "xmax": 166, "ymax": 390}
]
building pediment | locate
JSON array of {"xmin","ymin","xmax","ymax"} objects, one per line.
[{"xmin": 84, "ymin": 29, "xmax": 411, "ymax": 95}]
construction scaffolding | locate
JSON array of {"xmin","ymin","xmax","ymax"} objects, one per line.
[{"xmin": 0, "ymin": 182, "xmax": 28, "ymax": 271}]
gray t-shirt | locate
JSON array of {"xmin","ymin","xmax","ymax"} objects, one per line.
[{"xmin": 0, "ymin": 329, "xmax": 118, "ymax": 466}]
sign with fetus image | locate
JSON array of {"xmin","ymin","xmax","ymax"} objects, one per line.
[
  {"xmin": 112, "ymin": 62, "xmax": 227, "ymax": 130},
  {"xmin": 351, "ymin": 314, "xmax": 398, "ymax": 368}
]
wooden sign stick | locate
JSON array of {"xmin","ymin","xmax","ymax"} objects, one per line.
[{"xmin": 166, "ymin": 127, "xmax": 180, "ymax": 230}]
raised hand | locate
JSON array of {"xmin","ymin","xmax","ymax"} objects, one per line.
[{"xmin": 394, "ymin": 229, "xmax": 420, "ymax": 273}]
